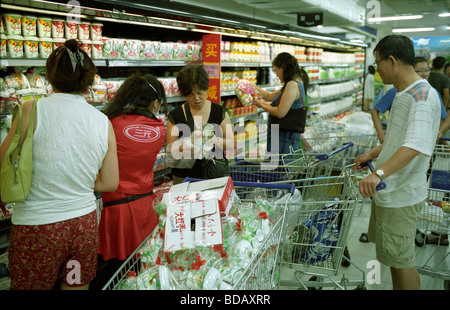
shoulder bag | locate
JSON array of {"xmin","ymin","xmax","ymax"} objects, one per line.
[
  {"xmin": 269, "ymin": 82, "xmax": 308, "ymax": 133},
  {"xmin": 0, "ymin": 99, "xmax": 37, "ymax": 203}
]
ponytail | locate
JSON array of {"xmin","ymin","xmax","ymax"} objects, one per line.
[{"xmin": 46, "ymin": 39, "xmax": 96, "ymax": 93}]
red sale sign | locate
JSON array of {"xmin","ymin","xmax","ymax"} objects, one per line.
[{"xmin": 202, "ymin": 34, "xmax": 221, "ymax": 104}]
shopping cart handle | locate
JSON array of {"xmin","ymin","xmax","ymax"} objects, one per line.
[
  {"xmin": 315, "ymin": 142, "xmax": 354, "ymax": 161},
  {"xmin": 358, "ymin": 160, "xmax": 386, "ymax": 191},
  {"xmin": 182, "ymin": 177, "xmax": 296, "ymax": 195}
]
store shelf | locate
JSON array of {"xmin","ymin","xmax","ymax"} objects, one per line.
[
  {"xmin": 309, "ymin": 87, "xmax": 362, "ymax": 105},
  {"xmin": 309, "ymin": 75, "xmax": 362, "ymax": 85},
  {"xmin": 0, "ymin": 58, "xmax": 201, "ymax": 68}
]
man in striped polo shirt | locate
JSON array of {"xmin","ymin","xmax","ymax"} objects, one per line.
[{"xmin": 354, "ymin": 35, "xmax": 441, "ymax": 290}]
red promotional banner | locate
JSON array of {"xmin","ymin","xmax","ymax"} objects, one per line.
[{"xmin": 202, "ymin": 34, "xmax": 221, "ymax": 104}]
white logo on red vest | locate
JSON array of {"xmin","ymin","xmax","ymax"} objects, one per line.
[{"xmin": 123, "ymin": 124, "xmax": 160, "ymax": 143}]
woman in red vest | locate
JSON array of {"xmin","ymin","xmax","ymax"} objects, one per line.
[{"xmin": 97, "ymin": 72, "xmax": 166, "ymax": 283}]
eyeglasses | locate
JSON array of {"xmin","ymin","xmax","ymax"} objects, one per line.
[
  {"xmin": 415, "ymin": 69, "xmax": 430, "ymax": 74},
  {"xmin": 373, "ymin": 58, "xmax": 386, "ymax": 69}
]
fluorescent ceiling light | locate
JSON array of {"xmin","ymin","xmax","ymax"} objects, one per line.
[
  {"xmin": 438, "ymin": 13, "xmax": 450, "ymax": 17},
  {"xmin": 392, "ymin": 27, "xmax": 435, "ymax": 33},
  {"xmin": 368, "ymin": 15, "xmax": 422, "ymax": 22}
]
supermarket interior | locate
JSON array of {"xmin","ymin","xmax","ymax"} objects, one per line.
[{"xmin": 0, "ymin": 0, "xmax": 449, "ymax": 293}]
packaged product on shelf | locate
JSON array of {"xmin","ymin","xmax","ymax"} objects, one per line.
[
  {"xmin": 23, "ymin": 36, "xmax": 39, "ymax": 59},
  {"xmin": 6, "ymin": 35, "xmax": 24, "ymax": 58},
  {"xmin": 0, "ymin": 89, "xmax": 19, "ymax": 115},
  {"xmin": 159, "ymin": 42, "xmax": 173, "ymax": 60},
  {"xmin": 4, "ymin": 13, "xmax": 22, "ymax": 36},
  {"xmin": 102, "ymin": 37, "xmax": 121, "ymax": 59},
  {"xmin": 26, "ymin": 69, "xmax": 47, "ymax": 89},
  {"xmin": 15, "ymin": 88, "xmax": 34, "ymax": 104},
  {"xmin": 0, "ymin": 15, "xmax": 4, "ymax": 35},
  {"xmin": 38, "ymin": 37, "xmax": 52, "ymax": 58},
  {"xmin": 4, "ymin": 72, "xmax": 30, "ymax": 90},
  {"xmin": 37, "ymin": 16, "xmax": 52, "ymax": 38},
  {"xmin": 122, "ymin": 39, "xmax": 140, "ymax": 60},
  {"xmin": 64, "ymin": 19, "xmax": 78, "ymax": 39},
  {"xmin": 90, "ymin": 22, "xmax": 102, "ymax": 41},
  {"xmin": 141, "ymin": 41, "xmax": 157, "ymax": 59},
  {"xmin": 51, "ymin": 18, "xmax": 65, "ymax": 38},
  {"xmin": 52, "ymin": 38, "xmax": 65, "ymax": 51},
  {"xmin": 78, "ymin": 21, "xmax": 90, "ymax": 40},
  {"xmin": 91, "ymin": 40, "xmax": 103, "ymax": 59},
  {"xmin": 91, "ymin": 84, "xmax": 107, "ymax": 104},
  {"xmin": 0, "ymin": 34, "xmax": 6, "ymax": 58},
  {"xmin": 172, "ymin": 42, "xmax": 186, "ymax": 60},
  {"xmin": 79, "ymin": 39, "xmax": 91, "ymax": 55},
  {"xmin": 21, "ymin": 15, "xmax": 37, "ymax": 37},
  {"xmin": 104, "ymin": 80, "xmax": 122, "ymax": 101},
  {"xmin": 185, "ymin": 41, "xmax": 200, "ymax": 60}
]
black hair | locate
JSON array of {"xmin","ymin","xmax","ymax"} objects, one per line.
[
  {"xmin": 432, "ymin": 56, "xmax": 446, "ymax": 70},
  {"xmin": 272, "ymin": 52, "xmax": 309, "ymax": 95},
  {"xmin": 373, "ymin": 35, "xmax": 415, "ymax": 66},
  {"xmin": 414, "ymin": 56, "xmax": 428, "ymax": 66},
  {"xmin": 103, "ymin": 72, "xmax": 166, "ymax": 119},
  {"xmin": 46, "ymin": 39, "xmax": 96, "ymax": 93},
  {"xmin": 176, "ymin": 64, "xmax": 210, "ymax": 97}
]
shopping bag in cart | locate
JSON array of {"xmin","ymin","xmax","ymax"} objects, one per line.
[{"xmin": 293, "ymin": 199, "xmax": 340, "ymax": 264}]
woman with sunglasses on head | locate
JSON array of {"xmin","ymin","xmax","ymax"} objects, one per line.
[
  {"xmin": 97, "ymin": 72, "xmax": 166, "ymax": 284},
  {"xmin": 1, "ymin": 39, "xmax": 119, "ymax": 290}
]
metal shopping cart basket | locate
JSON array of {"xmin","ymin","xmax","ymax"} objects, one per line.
[
  {"xmin": 102, "ymin": 179, "xmax": 295, "ymax": 290},
  {"xmin": 302, "ymin": 134, "xmax": 379, "ymax": 172},
  {"xmin": 229, "ymin": 142, "xmax": 354, "ymax": 184},
  {"xmin": 416, "ymin": 141, "xmax": 450, "ymax": 290},
  {"xmin": 277, "ymin": 166, "xmax": 367, "ymax": 290}
]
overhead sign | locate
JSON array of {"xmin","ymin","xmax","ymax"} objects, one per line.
[
  {"xmin": 412, "ymin": 36, "xmax": 450, "ymax": 52},
  {"xmin": 297, "ymin": 12, "xmax": 323, "ymax": 27}
]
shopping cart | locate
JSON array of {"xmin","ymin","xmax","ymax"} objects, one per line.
[
  {"xmin": 302, "ymin": 134, "xmax": 379, "ymax": 171},
  {"xmin": 416, "ymin": 140, "xmax": 450, "ymax": 290},
  {"xmin": 228, "ymin": 142, "xmax": 354, "ymax": 184},
  {"xmin": 102, "ymin": 180, "xmax": 295, "ymax": 290},
  {"xmin": 278, "ymin": 166, "xmax": 368, "ymax": 290}
]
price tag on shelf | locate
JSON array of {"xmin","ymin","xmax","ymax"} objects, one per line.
[
  {"xmin": 239, "ymin": 117, "xmax": 245, "ymax": 127},
  {"xmin": 109, "ymin": 60, "xmax": 129, "ymax": 67}
]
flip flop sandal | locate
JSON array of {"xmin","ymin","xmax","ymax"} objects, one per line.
[
  {"xmin": 415, "ymin": 230, "xmax": 426, "ymax": 247},
  {"xmin": 426, "ymin": 235, "xmax": 449, "ymax": 246},
  {"xmin": 359, "ymin": 233, "xmax": 369, "ymax": 243}
]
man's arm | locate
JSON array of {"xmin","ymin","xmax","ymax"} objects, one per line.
[{"xmin": 358, "ymin": 146, "xmax": 420, "ymax": 198}]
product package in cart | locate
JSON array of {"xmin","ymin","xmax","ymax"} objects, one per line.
[{"xmin": 163, "ymin": 196, "xmax": 223, "ymax": 253}]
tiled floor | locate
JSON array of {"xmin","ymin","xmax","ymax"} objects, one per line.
[{"xmin": 279, "ymin": 199, "xmax": 450, "ymax": 290}]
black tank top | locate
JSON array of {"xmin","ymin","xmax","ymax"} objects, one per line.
[{"xmin": 168, "ymin": 102, "xmax": 227, "ymax": 178}]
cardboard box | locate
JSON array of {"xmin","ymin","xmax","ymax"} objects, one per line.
[
  {"xmin": 169, "ymin": 177, "xmax": 238, "ymax": 215},
  {"xmin": 163, "ymin": 198, "xmax": 223, "ymax": 253}
]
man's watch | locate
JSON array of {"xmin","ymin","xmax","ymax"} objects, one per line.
[{"xmin": 375, "ymin": 169, "xmax": 385, "ymax": 181}]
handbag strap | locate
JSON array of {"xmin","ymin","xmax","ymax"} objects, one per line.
[
  {"xmin": 183, "ymin": 102, "xmax": 196, "ymax": 131},
  {"xmin": 11, "ymin": 104, "xmax": 23, "ymax": 144},
  {"xmin": 276, "ymin": 81, "xmax": 307, "ymax": 108},
  {"xmin": 26, "ymin": 99, "xmax": 37, "ymax": 138}
]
